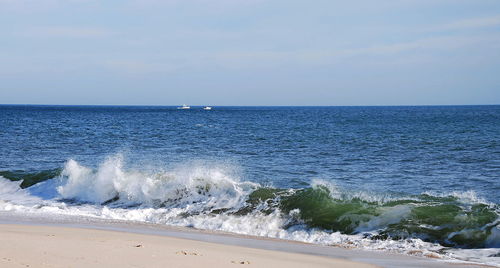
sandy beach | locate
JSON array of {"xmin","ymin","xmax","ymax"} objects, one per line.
[
  {"xmin": 0, "ymin": 224, "xmax": 377, "ymax": 268},
  {"xmin": 2, "ymin": 0, "xmax": 500, "ymax": 266}
]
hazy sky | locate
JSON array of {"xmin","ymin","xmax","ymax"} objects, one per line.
[{"xmin": 1, "ymin": 0, "xmax": 499, "ymax": 106}]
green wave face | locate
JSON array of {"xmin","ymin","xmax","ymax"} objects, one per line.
[
  {"xmin": 281, "ymin": 187, "xmax": 377, "ymax": 233},
  {"xmin": 275, "ymin": 186, "xmax": 498, "ymax": 248},
  {"xmin": 380, "ymin": 202, "xmax": 497, "ymax": 248},
  {"xmin": 0, "ymin": 169, "xmax": 498, "ymax": 249},
  {"xmin": 0, "ymin": 169, "xmax": 61, "ymax": 188}
]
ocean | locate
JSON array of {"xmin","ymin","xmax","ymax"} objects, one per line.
[{"xmin": 0, "ymin": 105, "xmax": 499, "ymax": 266}]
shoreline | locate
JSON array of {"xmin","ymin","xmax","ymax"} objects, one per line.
[
  {"xmin": 0, "ymin": 212, "xmax": 493, "ymax": 268},
  {"xmin": 0, "ymin": 224, "xmax": 375, "ymax": 268}
]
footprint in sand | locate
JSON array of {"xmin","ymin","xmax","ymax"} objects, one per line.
[
  {"xmin": 176, "ymin": 250, "xmax": 201, "ymax": 256},
  {"xmin": 231, "ymin": 260, "xmax": 251, "ymax": 264}
]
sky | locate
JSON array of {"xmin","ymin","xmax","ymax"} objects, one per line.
[{"xmin": 0, "ymin": 0, "xmax": 499, "ymax": 106}]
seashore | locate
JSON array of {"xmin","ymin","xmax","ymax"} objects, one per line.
[
  {"xmin": 0, "ymin": 212, "xmax": 492, "ymax": 268},
  {"xmin": 0, "ymin": 224, "xmax": 374, "ymax": 268}
]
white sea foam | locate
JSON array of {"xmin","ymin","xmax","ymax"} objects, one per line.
[
  {"xmin": 486, "ymin": 224, "xmax": 500, "ymax": 248},
  {"xmin": 423, "ymin": 190, "xmax": 493, "ymax": 206},
  {"xmin": 311, "ymin": 179, "xmax": 406, "ymax": 204},
  {"xmin": 355, "ymin": 205, "xmax": 412, "ymax": 233},
  {"xmin": 0, "ymin": 177, "xmax": 42, "ymax": 209},
  {"xmin": 57, "ymin": 155, "xmax": 258, "ymax": 212},
  {"xmin": 0, "ymin": 157, "xmax": 498, "ymax": 267}
]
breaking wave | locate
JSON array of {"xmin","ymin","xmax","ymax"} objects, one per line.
[{"xmin": 1, "ymin": 155, "xmax": 499, "ymax": 266}]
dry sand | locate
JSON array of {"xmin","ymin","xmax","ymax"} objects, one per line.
[{"xmin": 0, "ymin": 224, "xmax": 378, "ymax": 268}]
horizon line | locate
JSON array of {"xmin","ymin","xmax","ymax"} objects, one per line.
[{"xmin": 1, "ymin": 103, "xmax": 499, "ymax": 107}]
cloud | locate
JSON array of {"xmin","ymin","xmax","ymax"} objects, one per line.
[
  {"xmin": 22, "ymin": 26, "xmax": 114, "ymax": 38},
  {"xmin": 126, "ymin": 0, "xmax": 266, "ymax": 8},
  {"xmin": 0, "ymin": 0, "xmax": 95, "ymax": 12},
  {"xmin": 340, "ymin": 35, "xmax": 498, "ymax": 55},
  {"xmin": 102, "ymin": 60, "xmax": 180, "ymax": 74},
  {"xmin": 201, "ymin": 33, "xmax": 500, "ymax": 69},
  {"xmin": 431, "ymin": 15, "xmax": 500, "ymax": 31}
]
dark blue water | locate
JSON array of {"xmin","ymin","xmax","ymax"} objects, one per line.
[
  {"xmin": 1, "ymin": 105, "xmax": 500, "ymax": 264},
  {"xmin": 1, "ymin": 105, "xmax": 499, "ymax": 202}
]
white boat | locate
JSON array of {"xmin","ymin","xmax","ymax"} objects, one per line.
[
  {"xmin": 177, "ymin": 104, "xmax": 191, "ymax": 109},
  {"xmin": 203, "ymin": 106, "xmax": 212, "ymax": 110}
]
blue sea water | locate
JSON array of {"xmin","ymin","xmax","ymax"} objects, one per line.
[
  {"xmin": 1, "ymin": 105, "xmax": 499, "ymax": 201},
  {"xmin": 1, "ymin": 105, "xmax": 499, "ymax": 265}
]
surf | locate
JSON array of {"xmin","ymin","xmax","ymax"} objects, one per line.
[{"xmin": 0, "ymin": 155, "xmax": 499, "ymax": 266}]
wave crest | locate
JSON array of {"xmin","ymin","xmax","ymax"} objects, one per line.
[
  {"xmin": 57, "ymin": 156, "xmax": 258, "ymax": 213},
  {"xmin": 1, "ymin": 156, "xmax": 499, "ymax": 266}
]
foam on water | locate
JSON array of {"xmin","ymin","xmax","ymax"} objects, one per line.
[
  {"xmin": 57, "ymin": 156, "xmax": 258, "ymax": 211},
  {"xmin": 0, "ymin": 156, "xmax": 499, "ymax": 267},
  {"xmin": 311, "ymin": 179, "xmax": 412, "ymax": 204},
  {"xmin": 0, "ymin": 178, "xmax": 42, "ymax": 209}
]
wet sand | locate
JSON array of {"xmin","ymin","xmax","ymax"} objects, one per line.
[
  {"xmin": 0, "ymin": 212, "xmax": 492, "ymax": 268},
  {"xmin": 0, "ymin": 224, "xmax": 376, "ymax": 268}
]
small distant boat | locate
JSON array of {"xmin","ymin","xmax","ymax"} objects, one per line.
[
  {"xmin": 177, "ymin": 104, "xmax": 191, "ymax": 110},
  {"xmin": 203, "ymin": 106, "xmax": 212, "ymax": 110}
]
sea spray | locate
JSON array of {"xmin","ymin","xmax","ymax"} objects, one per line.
[
  {"xmin": 0, "ymin": 157, "xmax": 498, "ymax": 266},
  {"xmin": 57, "ymin": 155, "xmax": 258, "ymax": 212},
  {"xmin": 0, "ymin": 178, "xmax": 42, "ymax": 208}
]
